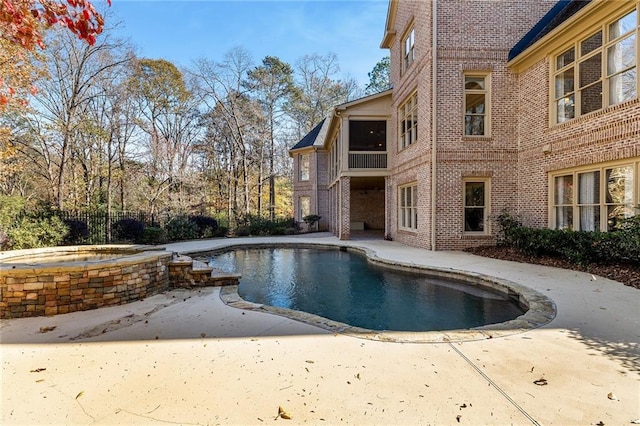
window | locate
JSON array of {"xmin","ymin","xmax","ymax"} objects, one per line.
[
  {"xmin": 398, "ymin": 183, "xmax": 417, "ymax": 231},
  {"xmin": 402, "ymin": 27, "xmax": 415, "ymax": 73},
  {"xmin": 463, "ymin": 179, "xmax": 490, "ymax": 234},
  {"xmin": 551, "ymin": 160, "xmax": 639, "ymax": 231},
  {"xmin": 553, "ymin": 9, "xmax": 638, "ymax": 123},
  {"xmin": 299, "ymin": 196, "xmax": 310, "ymax": 219},
  {"xmin": 299, "ymin": 154, "xmax": 309, "ymax": 181},
  {"xmin": 399, "ymin": 92, "xmax": 417, "ymax": 149},
  {"xmin": 349, "ymin": 121, "xmax": 386, "ymax": 151},
  {"xmin": 464, "ymin": 74, "xmax": 490, "ymax": 136}
]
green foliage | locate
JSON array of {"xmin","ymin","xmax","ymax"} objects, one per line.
[
  {"xmin": 62, "ymin": 218, "xmax": 90, "ymax": 245},
  {"xmin": 188, "ymin": 215, "xmax": 218, "ymax": 238},
  {"xmin": 302, "ymin": 214, "xmax": 321, "ymax": 231},
  {"xmin": 234, "ymin": 226, "xmax": 250, "ymax": 237},
  {"xmin": 165, "ymin": 216, "xmax": 198, "ymax": 241},
  {"xmin": 142, "ymin": 226, "xmax": 168, "ymax": 245},
  {"xmin": 0, "ymin": 194, "xmax": 25, "ymax": 228},
  {"xmin": 496, "ymin": 210, "xmax": 640, "ymax": 266},
  {"xmin": 243, "ymin": 215, "xmax": 296, "ymax": 236},
  {"xmin": 213, "ymin": 226, "xmax": 229, "ymax": 238},
  {"xmin": 365, "ymin": 56, "xmax": 391, "ymax": 95},
  {"xmin": 7, "ymin": 216, "xmax": 67, "ymax": 249},
  {"xmin": 112, "ymin": 218, "xmax": 145, "ymax": 243}
]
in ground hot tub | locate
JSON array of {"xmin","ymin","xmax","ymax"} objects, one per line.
[{"xmin": 0, "ymin": 245, "xmax": 173, "ymax": 318}]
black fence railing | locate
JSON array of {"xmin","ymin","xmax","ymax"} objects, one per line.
[{"xmin": 58, "ymin": 211, "xmax": 170, "ymax": 245}]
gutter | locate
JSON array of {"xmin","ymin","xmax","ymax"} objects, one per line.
[{"xmin": 431, "ymin": 0, "xmax": 438, "ymax": 251}]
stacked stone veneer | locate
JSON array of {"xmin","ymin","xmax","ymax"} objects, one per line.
[{"xmin": 0, "ymin": 247, "xmax": 239, "ymax": 319}]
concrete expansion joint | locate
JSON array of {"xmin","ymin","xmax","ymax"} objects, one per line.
[{"xmin": 448, "ymin": 342, "xmax": 541, "ymax": 426}]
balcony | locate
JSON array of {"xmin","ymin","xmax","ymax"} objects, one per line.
[{"xmin": 348, "ymin": 152, "xmax": 387, "ymax": 169}]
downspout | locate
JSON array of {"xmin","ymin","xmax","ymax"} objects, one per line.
[
  {"xmin": 313, "ymin": 146, "xmax": 319, "ymax": 229},
  {"xmin": 430, "ymin": 0, "xmax": 438, "ymax": 251}
]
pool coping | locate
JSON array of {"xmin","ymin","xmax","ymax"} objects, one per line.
[{"xmin": 187, "ymin": 241, "xmax": 557, "ymax": 343}]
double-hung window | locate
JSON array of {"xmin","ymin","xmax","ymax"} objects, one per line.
[
  {"xmin": 551, "ymin": 160, "xmax": 639, "ymax": 231},
  {"xmin": 553, "ymin": 8, "xmax": 638, "ymax": 123},
  {"xmin": 299, "ymin": 154, "xmax": 310, "ymax": 181},
  {"xmin": 463, "ymin": 179, "xmax": 490, "ymax": 234},
  {"xmin": 399, "ymin": 92, "xmax": 418, "ymax": 149},
  {"xmin": 464, "ymin": 74, "xmax": 490, "ymax": 136},
  {"xmin": 398, "ymin": 183, "xmax": 417, "ymax": 231},
  {"xmin": 299, "ymin": 196, "xmax": 310, "ymax": 220},
  {"xmin": 402, "ymin": 27, "xmax": 415, "ymax": 73}
]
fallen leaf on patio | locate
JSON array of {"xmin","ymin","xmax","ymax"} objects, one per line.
[
  {"xmin": 456, "ymin": 414, "xmax": 461, "ymax": 422},
  {"xmin": 630, "ymin": 419, "xmax": 640, "ymax": 424},
  {"xmin": 595, "ymin": 421, "xmax": 604, "ymax": 426},
  {"xmin": 30, "ymin": 368, "xmax": 46, "ymax": 373},
  {"xmin": 39, "ymin": 326, "xmax": 56, "ymax": 333},
  {"xmin": 76, "ymin": 391, "xmax": 84, "ymax": 399},
  {"xmin": 607, "ymin": 392, "xmax": 618, "ymax": 401},
  {"xmin": 305, "ymin": 360, "xmax": 314, "ymax": 363},
  {"xmin": 277, "ymin": 406, "xmax": 292, "ymax": 420},
  {"xmin": 460, "ymin": 403, "xmax": 467, "ymax": 409},
  {"xmin": 35, "ymin": 379, "xmax": 44, "ymax": 383},
  {"xmin": 530, "ymin": 367, "xmax": 534, "ymax": 373},
  {"xmin": 533, "ymin": 378, "xmax": 548, "ymax": 386}
]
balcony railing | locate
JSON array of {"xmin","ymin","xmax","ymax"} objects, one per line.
[{"xmin": 348, "ymin": 152, "xmax": 387, "ymax": 169}]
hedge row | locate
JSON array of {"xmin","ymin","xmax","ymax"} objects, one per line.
[{"xmin": 497, "ymin": 212, "xmax": 640, "ymax": 265}]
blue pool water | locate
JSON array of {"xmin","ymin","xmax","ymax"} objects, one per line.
[{"xmin": 206, "ymin": 247, "xmax": 525, "ymax": 332}]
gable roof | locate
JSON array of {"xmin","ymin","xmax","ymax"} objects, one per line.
[
  {"xmin": 508, "ymin": 0, "xmax": 592, "ymax": 61},
  {"xmin": 290, "ymin": 118, "xmax": 326, "ymax": 151}
]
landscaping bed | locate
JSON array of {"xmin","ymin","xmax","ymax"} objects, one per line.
[{"xmin": 465, "ymin": 245, "xmax": 640, "ymax": 290}]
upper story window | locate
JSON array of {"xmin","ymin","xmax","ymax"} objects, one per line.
[
  {"xmin": 399, "ymin": 91, "xmax": 417, "ymax": 149},
  {"xmin": 551, "ymin": 158, "xmax": 639, "ymax": 231},
  {"xmin": 402, "ymin": 27, "xmax": 415, "ymax": 73},
  {"xmin": 299, "ymin": 153, "xmax": 310, "ymax": 181},
  {"xmin": 464, "ymin": 74, "xmax": 490, "ymax": 136},
  {"xmin": 553, "ymin": 8, "xmax": 638, "ymax": 124}
]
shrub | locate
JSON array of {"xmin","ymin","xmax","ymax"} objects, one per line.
[
  {"xmin": 234, "ymin": 226, "xmax": 250, "ymax": 237},
  {"xmin": 112, "ymin": 218, "xmax": 145, "ymax": 243},
  {"xmin": 142, "ymin": 226, "xmax": 168, "ymax": 245},
  {"xmin": 62, "ymin": 218, "xmax": 90, "ymax": 245},
  {"xmin": 284, "ymin": 227, "xmax": 297, "ymax": 235},
  {"xmin": 496, "ymin": 210, "xmax": 640, "ymax": 266},
  {"xmin": 165, "ymin": 216, "xmax": 198, "ymax": 241},
  {"xmin": 188, "ymin": 215, "xmax": 218, "ymax": 238},
  {"xmin": 302, "ymin": 214, "xmax": 321, "ymax": 231},
  {"xmin": 7, "ymin": 216, "xmax": 68, "ymax": 249},
  {"xmin": 213, "ymin": 226, "xmax": 228, "ymax": 237}
]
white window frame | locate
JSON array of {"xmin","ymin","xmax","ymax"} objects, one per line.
[
  {"xmin": 299, "ymin": 196, "xmax": 310, "ymax": 220},
  {"xmin": 398, "ymin": 183, "xmax": 418, "ymax": 231},
  {"xmin": 299, "ymin": 153, "xmax": 310, "ymax": 181},
  {"xmin": 549, "ymin": 158, "xmax": 639, "ymax": 231},
  {"xmin": 463, "ymin": 73, "xmax": 491, "ymax": 137},
  {"xmin": 399, "ymin": 91, "xmax": 418, "ymax": 149},
  {"xmin": 463, "ymin": 178, "xmax": 491, "ymax": 235},
  {"xmin": 402, "ymin": 27, "xmax": 415, "ymax": 74},
  {"xmin": 552, "ymin": 7, "xmax": 638, "ymax": 124}
]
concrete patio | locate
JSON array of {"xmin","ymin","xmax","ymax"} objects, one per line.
[{"xmin": 1, "ymin": 234, "xmax": 639, "ymax": 425}]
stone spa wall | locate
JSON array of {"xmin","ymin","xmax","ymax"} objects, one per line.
[{"xmin": 0, "ymin": 246, "xmax": 239, "ymax": 319}]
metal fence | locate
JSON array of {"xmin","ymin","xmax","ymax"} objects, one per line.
[{"xmin": 58, "ymin": 211, "xmax": 170, "ymax": 245}]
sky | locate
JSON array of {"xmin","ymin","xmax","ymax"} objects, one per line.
[{"xmin": 107, "ymin": 0, "xmax": 390, "ymax": 88}]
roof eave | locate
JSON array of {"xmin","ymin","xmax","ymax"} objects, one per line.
[{"xmin": 380, "ymin": 0, "xmax": 397, "ymax": 48}]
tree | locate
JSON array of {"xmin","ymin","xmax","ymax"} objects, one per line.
[
  {"xmin": 246, "ymin": 56, "xmax": 296, "ymax": 220},
  {"xmin": 0, "ymin": 0, "xmax": 109, "ymax": 109},
  {"xmin": 0, "ymin": 0, "xmax": 107, "ymax": 49},
  {"xmin": 128, "ymin": 58, "xmax": 201, "ymax": 215},
  {"xmin": 365, "ymin": 56, "xmax": 390, "ymax": 95},
  {"xmin": 287, "ymin": 52, "xmax": 359, "ymax": 137}
]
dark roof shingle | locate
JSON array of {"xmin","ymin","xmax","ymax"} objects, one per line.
[
  {"xmin": 509, "ymin": 0, "xmax": 593, "ymax": 61},
  {"xmin": 290, "ymin": 118, "xmax": 326, "ymax": 150}
]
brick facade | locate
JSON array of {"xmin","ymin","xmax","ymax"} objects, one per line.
[{"xmin": 291, "ymin": 0, "xmax": 640, "ymax": 250}]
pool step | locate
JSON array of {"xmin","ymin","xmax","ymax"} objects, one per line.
[{"xmin": 168, "ymin": 255, "xmax": 240, "ymax": 288}]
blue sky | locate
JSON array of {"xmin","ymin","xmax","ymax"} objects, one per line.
[{"xmin": 108, "ymin": 0, "xmax": 390, "ymax": 87}]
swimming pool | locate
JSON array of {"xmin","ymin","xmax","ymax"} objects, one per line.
[{"xmin": 206, "ymin": 247, "xmax": 526, "ymax": 332}]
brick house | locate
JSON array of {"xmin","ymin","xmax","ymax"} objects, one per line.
[{"xmin": 290, "ymin": 0, "xmax": 640, "ymax": 250}]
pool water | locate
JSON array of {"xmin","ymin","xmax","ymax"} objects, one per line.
[{"xmin": 207, "ymin": 247, "xmax": 525, "ymax": 332}]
